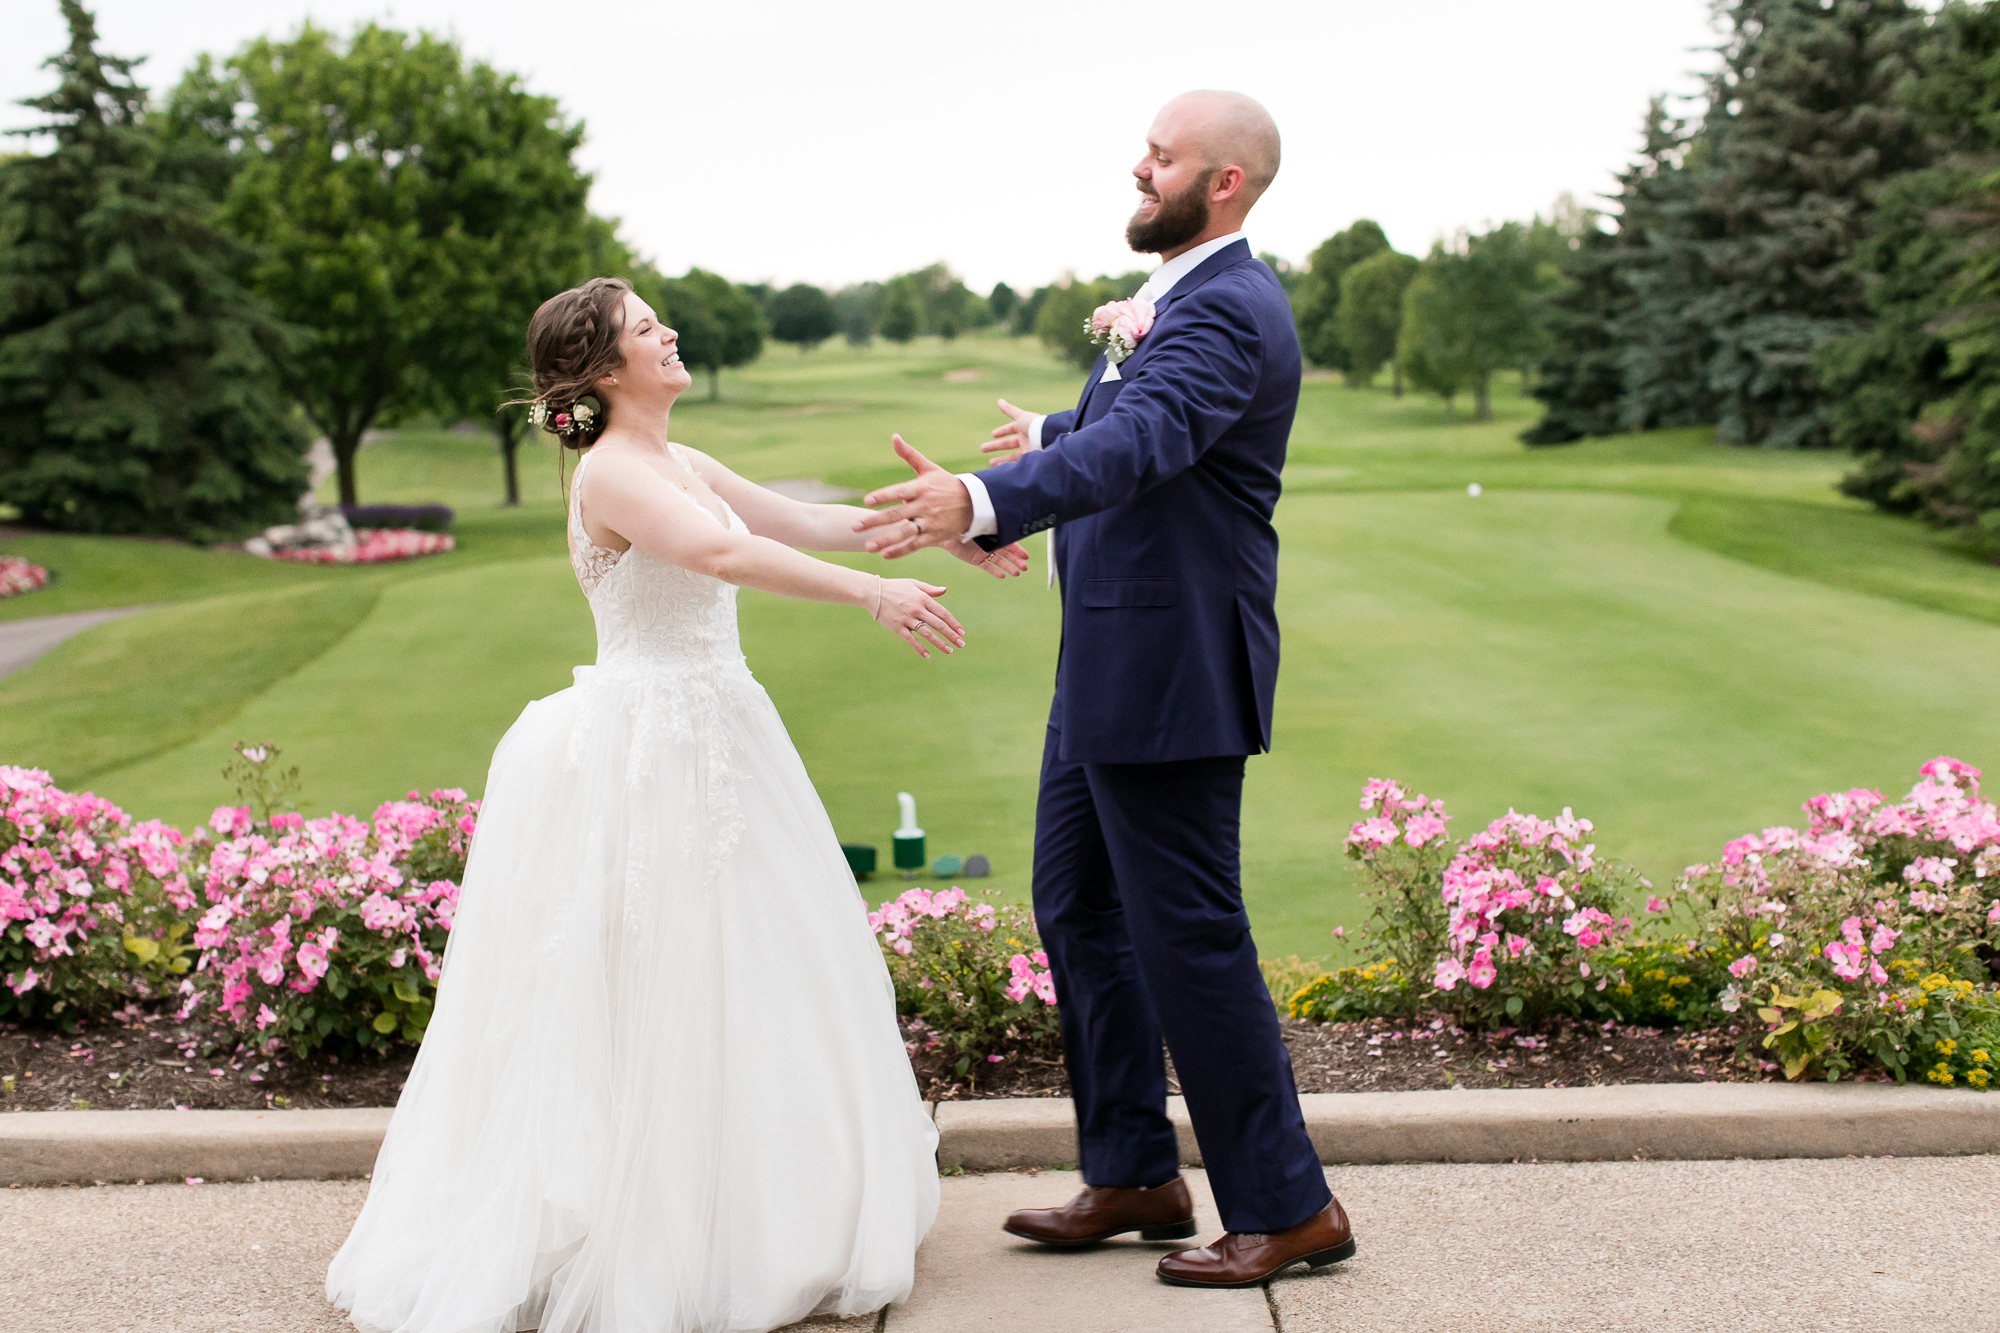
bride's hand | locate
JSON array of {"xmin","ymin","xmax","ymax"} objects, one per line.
[
  {"xmin": 945, "ymin": 539, "xmax": 1029, "ymax": 579},
  {"xmin": 871, "ymin": 577, "xmax": 964, "ymax": 659}
]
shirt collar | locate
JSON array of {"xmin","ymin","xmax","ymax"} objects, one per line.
[{"xmin": 1137, "ymin": 231, "xmax": 1247, "ymax": 306}]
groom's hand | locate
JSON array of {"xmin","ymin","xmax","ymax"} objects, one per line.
[
  {"xmin": 980, "ymin": 398, "xmax": 1038, "ymax": 465},
  {"xmin": 854, "ymin": 435, "xmax": 976, "ymax": 560}
]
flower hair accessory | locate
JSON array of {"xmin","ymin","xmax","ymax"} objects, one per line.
[
  {"xmin": 1084, "ymin": 297, "xmax": 1156, "ymax": 365},
  {"xmin": 529, "ymin": 395, "xmax": 598, "ymax": 440}
]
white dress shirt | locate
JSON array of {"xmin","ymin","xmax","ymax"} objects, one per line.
[{"xmin": 957, "ymin": 231, "xmax": 1249, "ymax": 540}]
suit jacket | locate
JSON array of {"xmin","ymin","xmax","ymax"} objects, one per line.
[{"xmin": 976, "ymin": 239, "xmax": 1299, "ymax": 764}]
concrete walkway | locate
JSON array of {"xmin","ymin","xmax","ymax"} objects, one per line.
[
  {"xmin": 0, "ymin": 605, "xmax": 153, "ymax": 680},
  {"xmin": 4, "ymin": 1159, "xmax": 1993, "ymax": 1332}
]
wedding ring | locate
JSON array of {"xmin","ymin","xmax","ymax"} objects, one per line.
[{"xmin": 910, "ymin": 516, "xmax": 925, "ymax": 535}]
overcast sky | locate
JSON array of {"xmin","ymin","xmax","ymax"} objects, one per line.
[{"xmin": 4, "ymin": 0, "xmax": 1724, "ymax": 293}]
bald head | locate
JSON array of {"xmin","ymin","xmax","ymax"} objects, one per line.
[{"xmin": 1156, "ymin": 90, "xmax": 1281, "ymax": 202}]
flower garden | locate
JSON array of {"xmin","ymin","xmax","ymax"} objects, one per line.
[
  {"xmin": 1, "ymin": 556, "xmax": 50, "ymax": 599},
  {"xmin": 3, "ymin": 740, "xmax": 1995, "ymax": 1106}
]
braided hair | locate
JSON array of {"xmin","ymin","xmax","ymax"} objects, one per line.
[{"xmin": 521, "ymin": 277, "xmax": 632, "ymax": 449}]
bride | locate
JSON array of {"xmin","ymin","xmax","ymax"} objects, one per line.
[{"xmin": 328, "ymin": 277, "xmax": 1024, "ymax": 1333}]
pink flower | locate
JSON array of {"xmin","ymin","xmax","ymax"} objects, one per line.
[
  {"xmin": 255, "ymin": 1004, "xmax": 278, "ymax": 1031},
  {"xmin": 1868, "ymin": 924, "xmax": 1898, "ymax": 955},
  {"xmin": 1402, "ymin": 814, "xmax": 1448, "ymax": 848},
  {"xmin": 1432, "ymin": 957, "xmax": 1466, "ymax": 991},
  {"xmin": 1466, "ymin": 948, "xmax": 1497, "ymax": 990},
  {"xmin": 1645, "ymin": 896, "xmax": 1667, "ymax": 914},
  {"xmin": 1505, "ymin": 933, "xmax": 1529, "ymax": 958},
  {"xmin": 1727, "ymin": 954, "xmax": 1758, "ymax": 980},
  {"xmin": 1823, "ymin": 940, "xmax": 1864, "ymax": 981},
  {"xmin": 1088, "ymin": 298, "xmax": 1156, "ymax": 350},
  {"xmin": 1989, "ymin": 899, "xmax": 2000, "ymax": 924}
]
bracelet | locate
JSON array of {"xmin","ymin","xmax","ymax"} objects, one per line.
[{"xmin": 872, "ymin": 574, "xmax": 884, "ymax": 622}]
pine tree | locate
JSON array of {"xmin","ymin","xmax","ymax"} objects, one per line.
[
  {"xmin": 1524, "ymin": 100, "xmax": 1715, "ymax": 443},
  {"xmin": 1821, "ymin": 0, "xmax": 2000, "ymax": 548},
  {"xmin": 0, "ymin": 1, "xmax": 306, "ymax": 540},
  {"xmin": 1690, "ymin": 0, "xmax": 1931, "ymax": 448}
]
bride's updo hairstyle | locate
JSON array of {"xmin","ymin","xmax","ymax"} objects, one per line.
[{"xmin": 523, "ymin": 277, "xmax": 632, "ymax": 449}]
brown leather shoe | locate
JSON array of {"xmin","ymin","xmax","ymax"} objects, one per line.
[
  {"xmin": 1002, "ymin": 1177, "xmax": 1198, "ymax": 1247},
  {"xmin": 1155, "ymin": 1198, "xmax": 1355, "ymax": 1288}
]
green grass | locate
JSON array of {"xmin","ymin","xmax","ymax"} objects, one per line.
[{"xmin": 8, "ymin": 330, "xmax": 2000, "ymax": 959}]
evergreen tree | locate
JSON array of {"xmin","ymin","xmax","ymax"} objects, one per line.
[
  {"xmin": 1689, "ymin": 0, "xmax": 1931, "ymax": 448},
  {"xmin": 879, "ymin": 280, "xmax": 920, "ymax": 346},
  {"xmin": 1294, "ymin": 220, "xmax": 1390, "ymax": 373},
  {"xmin": 988, "ymin": 282, "xmax": 1019, "ymax": 327},
  {"xmin": 0, "ymin": 1, "xmax": 306, "ymax": 541},
  {"xmin": 1821, "ymin": 0, "xmax": 2000, "ymax": 548}
]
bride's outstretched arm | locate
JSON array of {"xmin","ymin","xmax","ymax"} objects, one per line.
[
  {"xmin": 583, "ymin": 450, "xmax": 964, "ymax": 658},
  {"xmin": 675, "ymin": 445, "xmax": 1030, "ymax": 578}
]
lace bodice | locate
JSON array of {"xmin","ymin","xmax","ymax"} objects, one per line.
[{"xmin": 566, "ymin": 445, "xmax": 753, "ymax": 679}]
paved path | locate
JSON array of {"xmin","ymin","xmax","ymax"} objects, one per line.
[
  {"xmin": 0, "ymin": 605, "xmax": 153, "ymax": 680},
  {"xmin": 3, "ymin": 1159, "xmax": 1994, "ymax": 1332}
]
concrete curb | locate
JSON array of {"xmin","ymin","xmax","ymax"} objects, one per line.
[
  {"xmin": 934, "ymin": 1084, "xmax": 2000, "ymax": 1171},
  {"xmin": 1, "ymin": 1108, "xmax": 392, "ymax": 1186},
  {"xmin": 6, "ymin": 1085, "xmax": 1996, "ymax": 1185}
]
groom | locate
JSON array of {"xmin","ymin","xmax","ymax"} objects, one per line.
[{"xmin": 854, "ymin": 90, "xmax": 1351, "ymax": 1287}]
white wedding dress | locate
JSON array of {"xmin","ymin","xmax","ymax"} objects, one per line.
[{"xmin": 328, "ymin": 445, "xmax": 939, "ymax": 1333}]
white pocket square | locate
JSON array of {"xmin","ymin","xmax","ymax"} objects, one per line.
[{"xmin": 1100, "ymin": 361, "xmax": 1122, "ymax": 382}]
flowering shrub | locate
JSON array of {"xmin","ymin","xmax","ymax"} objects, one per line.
[
  {"xmin": 272, "ymin": 529, "xmax": 454, "ymax": 564},
  {"xmin": 1341, "ymin": 780, "xmax": 1643, "ymax": 1027},
  {"xmin": 868, "ymin": 885, "xmax": 1059, "ymax": 1077},
  {"xmin": 1585, "ymin": 936, "xmax": 1735, "ymax": 1028},
  {"xmin": 1, "ymin": 556, "xmax": 49, "ymax": 599},
  {"xmin": 1669, "ymin": 756, "xmax": 2000, "ymax": 1082},
  {"xmin": 1, "ymin": 768, "xmax": 194, "ymax": 1023},
  {"xmin": 177, "ymin": 786, "xmax": 476, "ymax": 1057}
]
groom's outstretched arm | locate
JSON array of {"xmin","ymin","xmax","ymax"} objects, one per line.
[
  {"xmin": 853, "ymin": 291, "xmax": 1261, "ymax": 557},
  {"xmin": 975, "ymin": 301, "xmax": 1261, "ymax": 546}
]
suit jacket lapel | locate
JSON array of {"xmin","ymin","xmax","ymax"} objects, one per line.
[{"xmin": 1122, "ymin": 240, "xmax": 1253, "ymax": 378}]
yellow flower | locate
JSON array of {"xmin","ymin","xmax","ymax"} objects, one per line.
[
  {"xmin": 1669, "ymin": 976, "xmax": 1692, "ymax": 988},
  {"xmin": 1927, "ymin": 1063, "xmax": 1955, "ymax": 1085},
  {"xmin": 1973, "ymin": 1050, "xmax": 1990, "ymax": 1064},
  {"xmin": 1937, "ymin": 1038, "xmax": 1958, "ymax": 1056},
  {"xmin": 1920, "ymin": 974, "xmax": 1948, "ymax": 992},
  {"xmin": 1971, "ymin": 1069, "xmax": 1992, "ymax": 1089}
]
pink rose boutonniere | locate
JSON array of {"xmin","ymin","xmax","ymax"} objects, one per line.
[{"xmin": 1085, "ymin": 298, "xmax": 1156, "ymax": 365}]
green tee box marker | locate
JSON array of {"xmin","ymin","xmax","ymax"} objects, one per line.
[
  {"xmin": 892, "ymin": 791, "xmax": 925, "ymax": 871},
  {"xmin": 931, "ymin": 855, "xmax": 961, "ymax": 877},
  {"xmin": 841, "ymin": 844, "xmax": 876, "ymax": 878}
]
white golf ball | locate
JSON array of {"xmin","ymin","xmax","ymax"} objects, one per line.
[{"xmin": 1467, "ymin": 483, "xmax": 1483, "ymax": 497}]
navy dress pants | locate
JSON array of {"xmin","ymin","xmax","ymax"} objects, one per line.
[{"xmin": 1030, "ymin": 729, "xmax": 1330, "ymax": 1234}]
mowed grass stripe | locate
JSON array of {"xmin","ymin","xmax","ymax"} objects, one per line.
[{"xmin": 0, "ymin": 578, "xmax": 389, "ymax": 787}]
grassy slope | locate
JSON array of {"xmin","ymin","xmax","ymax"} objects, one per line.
[{"xmin": 11, "ymin": 332, "xmax": 2000, "ymax": 957}]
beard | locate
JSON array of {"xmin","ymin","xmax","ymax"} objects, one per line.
[{"xmin": 1125, "ymin": 170, "xmax": 1215, "ymax": 254}]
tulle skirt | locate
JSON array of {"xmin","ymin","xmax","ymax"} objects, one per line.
[{"xmin": 327, "ymin": 663, "xmax": 940, "ymax": 1333}]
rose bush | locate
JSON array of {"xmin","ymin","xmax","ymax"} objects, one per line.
[
  {"xmin": 176, "ymin": 788, "xmax": 477, "ymax": 1057},
  {"xmin": 867, "ymin": 885, "xmax": 1060, "ymax": 1079},
  {"xmin": 1, "ymin": 767, "xmax": 194, "ymax": 1024}
]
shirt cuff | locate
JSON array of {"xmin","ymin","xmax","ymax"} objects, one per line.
[
  {"xmin": 957, "ymin": 473, "xmax": 997, "ymax": 540},
  {"xmin": 1027, "ymin": 414, "xmax": 1046, "ymax": 450}
]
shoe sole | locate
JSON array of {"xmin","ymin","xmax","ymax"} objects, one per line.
[
  {"xmin": 1003, "ymin": 1219, "xmax": 1200, "ymax": 1248},
  {"xmin": 1156, "ymin": 1237, "xmax": 1357, "ymax": 1288}
]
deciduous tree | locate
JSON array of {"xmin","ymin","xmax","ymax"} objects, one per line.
[
  {"xmin": 170, "ymin": 23, "xmax": 604, "ymax": 505},
  {"xmin": 1334, "ymin": 249, "xmax": 1418, "ymax": 393},
  {"xmin": 1294, "ymin": 220, "xmax": 1389, "ymax": 371},
  {"xmin": 768, "ymin": 283, "xmax": 837, "ymax": 352}
]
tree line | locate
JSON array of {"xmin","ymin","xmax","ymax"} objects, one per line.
[
  {"xmin": 1527, "ymin": 0, "xmax": 2000, "ymax": 554},
  {"xmin": 0, "ymin": 2, "xmax": 779, "ymax": 530}
]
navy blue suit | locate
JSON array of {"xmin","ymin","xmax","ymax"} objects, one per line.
[{"xmin": 976, "ymin": 241, "xmax": 1328, "ymax": 1234}]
